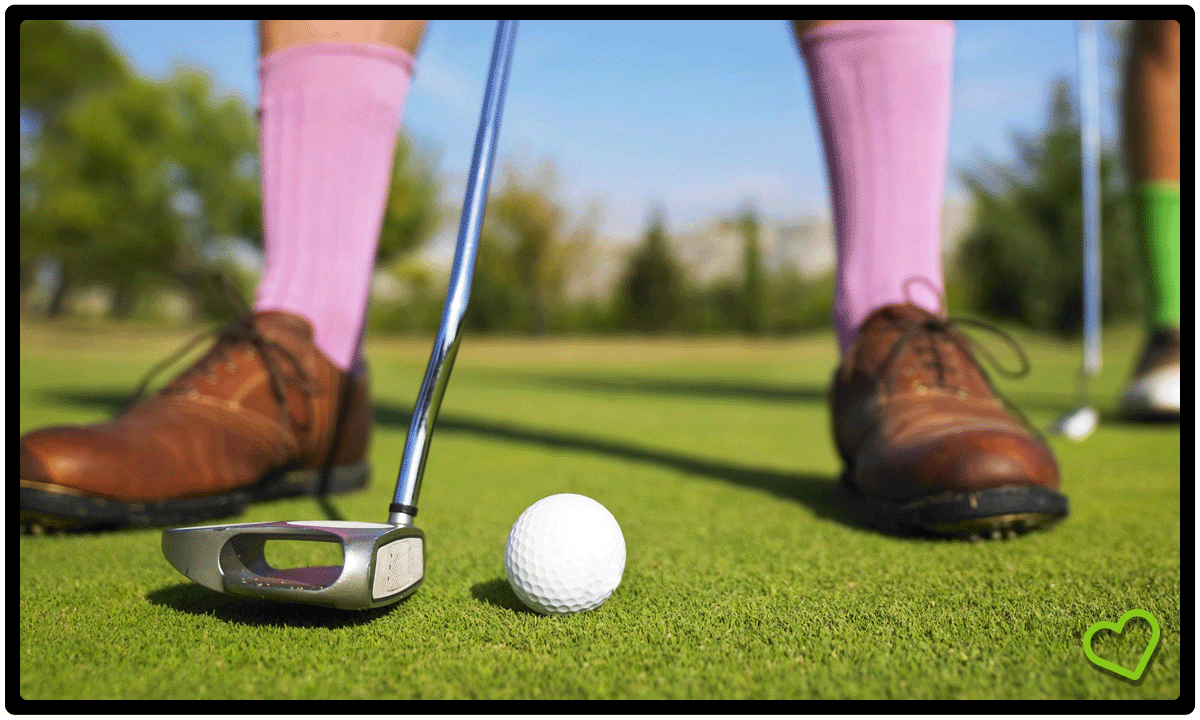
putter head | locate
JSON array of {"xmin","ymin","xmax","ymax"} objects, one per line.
[
  {"xmin": 1049, "ymin": 406, "xmax": 1098, "ymax": 441},
  {"xmin": 162, "ymin": 520, "xmax": 424, "ymax": 610}
]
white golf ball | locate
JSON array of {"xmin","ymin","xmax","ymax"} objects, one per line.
[
  {"xmin": 1058, "ymin": 406, "xmax": 1099, "ymax": 440},
  {"xmin": 505, "ymin": 493, "xmax": 626, "ymax": 615}
]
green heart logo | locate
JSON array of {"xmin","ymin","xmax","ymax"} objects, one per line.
[{"xmin": 1082, "ymin": 609, "xmax": 1161, "ymax": 681}]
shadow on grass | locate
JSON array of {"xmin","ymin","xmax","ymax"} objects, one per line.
[
  {"xmin": 35, "ymin": 388, "xmax": 848, "ymax": 527},
  {"xmin": 461, "ymin": 369, "xmax": 831, "ymax": 406},
  {"xmin": 470, "ymin": 577, "xmax": 539, "ymax": 615},
  {"xmin": 373, "ymin": 402, "xmax": 849, "ymax": 527},
  {"xmin": 39, "ymin": 386, "xmax": 1177, "ymax": 529},
  {"xmin": 37, "ymin": 389, "xmax": 129, "ymax": 416},
  {"xmin": 41, "ymin": 385, "xmax": 1179, "ymax": 432},
  {"xmin": 21, "ymin": 497, "xmax": 347, "ymax": 538},
  {"xmin": 145, "ymin": 584, "xmax": 406, "ymax": 628},
  {"xmin": 454, "ymin": 369, "xmax": 1139, "ymax": 421}
]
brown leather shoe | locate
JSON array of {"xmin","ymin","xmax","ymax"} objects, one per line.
[
  {"xmin": 20, "ymin": 311, "xmax": 371, "ymax": 532},
  {"xmin": 831, "ymin": 303, "xmax": 1067, "ymax": 539}
]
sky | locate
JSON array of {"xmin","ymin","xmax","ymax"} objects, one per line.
[{"xmin": 71, "ymin": 18, "xmax": 1128, "ymax": 251}]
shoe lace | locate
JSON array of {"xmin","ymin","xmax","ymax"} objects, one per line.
[
  {"xmin": 122, "ymin": 274, "xmax": 322, "ymax": 461},
  {"xmin": 878, "ymin": 282, "xmax": 1044, "ymax": 441}
]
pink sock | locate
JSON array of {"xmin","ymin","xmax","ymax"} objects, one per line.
[
  {"xmin": 800, "ymin": 21, "xmax": 955, "ymax": 352},
  {"xmin": 255, "ymin": 42, "xmax": 415, "ymax": 370}
]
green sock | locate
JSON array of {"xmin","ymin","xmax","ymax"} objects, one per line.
[{"xmin": 1132, "ymin": 182, "xmax": 1181, "ymax": 330}]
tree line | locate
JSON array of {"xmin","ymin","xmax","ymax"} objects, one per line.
[{"xmin": 21, "ymin": 20, "xmax": 1143, "ymax": 338}]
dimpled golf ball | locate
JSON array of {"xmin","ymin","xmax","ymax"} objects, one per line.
[{"xmin": 505, "ymin": 493, "xmax": 625, "ymax": 615}]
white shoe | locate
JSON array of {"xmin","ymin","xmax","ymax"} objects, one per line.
[
  {"xmin": 1120, "ymin": 364, "xmax": 1180, "ymax": 417},
  {"xmin": 1119, "ymin": 327, "xmax": 1181, "ymax": 420}
]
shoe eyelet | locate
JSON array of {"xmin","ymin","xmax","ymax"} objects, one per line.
[{"xmin": 187, "ymin": 388, "xmax": 200, "ymax": 400}]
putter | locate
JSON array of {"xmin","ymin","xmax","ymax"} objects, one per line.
[
  {"xmin": 162, "ymin": 20, "xmax": 519, "ymax": 610},
  {"xmin": 1050, "ymin": 18, "xmax": 1102, "ymax": 441}
]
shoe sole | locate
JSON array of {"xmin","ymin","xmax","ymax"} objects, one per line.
[
  {"xmin": 19, "ymin": 461, "xmax": 369, "ymax": 534},
  {"xmin": 836, "ymin": 472, "xmax": 1069, "ymax": 540},
  {"xmin": 1119, "ymin": 408, "xmax": 1181, "ymax": 422}
]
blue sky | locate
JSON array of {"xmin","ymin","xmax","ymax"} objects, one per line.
[{"xmin": 73, "ymin": 19, "xmax": 1127, "ymax": 247}]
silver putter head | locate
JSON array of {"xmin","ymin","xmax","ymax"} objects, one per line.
[
  {"xmin": 162, "ymin": 520, "xmax": 424, "ymax": 610},
  {"xmin": 159, "ymin": 21, "xmax": 519, "ymax": 614}
]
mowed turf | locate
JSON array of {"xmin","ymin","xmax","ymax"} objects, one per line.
[{"xmin": 18, "ymin": 320, "xmax": 1182, "ymax": 700}]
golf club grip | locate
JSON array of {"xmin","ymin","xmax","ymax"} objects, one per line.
[{"xmin": 390, "ymin": 20, "xmax": 519, "ymax": 525}]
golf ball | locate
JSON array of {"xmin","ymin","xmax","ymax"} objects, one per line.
[
  {"xmin": 1058, "ymin": 406, "xmax": 1099, "ymax": 440},
  {"xmin": 505, "ymin": 493, "xmax": 625, "ymax": 615}
]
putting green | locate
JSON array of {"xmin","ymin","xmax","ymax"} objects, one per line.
[{"xmin": 18, "ymin": 320, "xmax": 1181, "ymax": 700}]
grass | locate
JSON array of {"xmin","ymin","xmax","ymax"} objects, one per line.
[{"xmin": 17, "ymin": 319, "xmax": 1183, "ymax": 700}]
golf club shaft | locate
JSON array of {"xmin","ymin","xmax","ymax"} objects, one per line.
[
  {"xmin": 1077, "ymin": 19, "xmax": 1102, "ymax": 380},
  {"xmin": 389, "ymin": 20, "xmax": 519, "ymax": 526}
]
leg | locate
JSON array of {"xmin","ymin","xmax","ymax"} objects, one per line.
[
  {"xmin": 795, "ymin": 20, "xmax": 1067, "ymax": 538},
  {"xmin": 20, "ymin": 20, "xmax": 428, "ymax": 531},
  {"xmin": 1119, "ymin": 19, "xmax": 1181, "ymax": 418},
  {"xmin": 1122, "ymin": 19, "xmax": 1180, "ymax": 185},
  {"xmin": 792, "ymin": 19, "xmax": 954, "ymax": 352},
  {"xmin": 254, "ymin": 20, "xmax": 426, "ymax": 370},
  {"xmin": 1124, "ymin": 18, "xmax": 1180, "ymax": 333},
  {"xmin": 791, "ymin": 20, "xmax": 850, "ymax": 36},
  {"xmin": 261, "ymin": 19, "xmax": 427, "ymax": 56}
]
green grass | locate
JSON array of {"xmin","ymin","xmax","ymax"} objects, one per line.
[{"xmin": 18, "ymin": 320, "xmax": 1182, "ymax": 700}]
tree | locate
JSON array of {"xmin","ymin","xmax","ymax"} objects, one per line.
[
  {"xmin": 20, "ymin": 23, "xmax": 264, "ymax": 318},
  {"xmin": 462, "ymin": 160, "xmax": 593, "ymax": 333},
  {"xmin": 377, "ymin": 135, "xmax": 442, "ymax": 266},
  {"xmin": 21, "ymin": 21, "xmax": 444, "ymax": 323},
  {"xmin": 955, "ymin": 77, "xmax": 1140, "ymax": 334},
  {"xmin": 488, "ymin": 162, "xmax": 564, "ymax": 334},
  {"xmin": 20, "ymin": 19, "xmax": 130, "ymax": 300},
  {"xmin": 718, "ymin": 206, "xmax": 766, "ymax": 334},
  {"xmin": 21, "ymin": 76, "xmax": 183, "ymax": 317},
  {"xmin": 20, "ymin": 20, "xmax": 128, "ymax": 127},
  {"xmin": 616, "ymin": 210, "xmax": 686, "ymax": 332},
  {"xmin": 160, "ymin": 70, "xmax": 260, "ymax": 320},
  {"xmin": 463, "ymin": 229, "xmax": 530, "ymax": 333}
]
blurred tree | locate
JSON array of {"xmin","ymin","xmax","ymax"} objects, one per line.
[
  {"xmin": 20, "ymin": 20, "xmax": 128, "ymax": 127},
  {"xmin": 21, "ymin": 21, "xmax": 443, "ymax": 323},
  {"xmin": 367, "ymin": 256, "xmax": 443, "ymax": 334},
  {"xmin": 377, "ymin": 136, "xmax": 442, "ymax": 266},
  {"xmin": 717, "ymin": 206, "xmax": 766, "ymax": 334},
  {"xmin": 464, "ymin": 160, "xmax": 593, "ymax": 334},
  {"xmin": 739, "ymin": 210, "xmax": 766, "ymax": 334},
  {"xmin": 20, "ymin": 19, "xmax": 130, "ymax": 299},
  {"xmin": 161, "ymin": 70, "xmax": 260, "ymax": 320},
  {"xmin": 616, "ymin": 210, "xmax": 686, "ymax": 332},
  {"xmin": 767, "ymin": 267, "xmax": 834, "ymax": 334},
  {"xmin": 684, "ymin": 279, "xmax": 741, "ymax": 334},
  {"xmin": 21, "ymin": 76, "xmax": 182, "ymax": 317},
  {"xmin": 464, "ymin": 229, "xmax": 530, "ymax": 332},
  {"xmin": 955, "ymin": 77, "xmax": 1139, "ymax": 334},
  {"xmin": 489, "ymin": 162, "xmax": 565, "ymax": 334}
]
